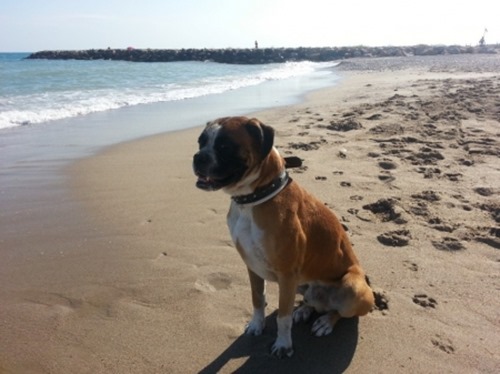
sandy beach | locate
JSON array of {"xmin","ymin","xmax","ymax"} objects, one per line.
[{"xmin": 1, "ymin": 54, "xmax": 499, "ymax": 373}]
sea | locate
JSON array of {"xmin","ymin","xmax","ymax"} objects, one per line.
[
  {"xmin": 1, "ymin": 52, "xmax": 339, "ymax": 131},
  {"xmin": 0, "ymin": 52, "xmax": 340, "ymax": 210}
]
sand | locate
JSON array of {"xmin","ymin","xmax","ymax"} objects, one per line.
[{"xmin": 1, "ymin": 54, "xmax": 499, "ymax": 373}]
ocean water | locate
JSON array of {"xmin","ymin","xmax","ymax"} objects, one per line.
[
  {"xmin": 0, "ymin": 53, "xmax": 338, "ymax": 130},
  {"xmin": 0, "ymin": 52, "xmax": 340, "ymax": 211}
]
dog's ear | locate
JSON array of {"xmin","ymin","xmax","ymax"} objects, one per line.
[
  {"xmin": 245, "ymin": 118, "xmax": 275, "ymax": 159},
  {"xmin": 206, "ymin": 117, "xmax": 228, "ymax": 127}
]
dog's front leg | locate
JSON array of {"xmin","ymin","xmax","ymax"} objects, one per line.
[
  {"xmin": 271, "ymin": 275, "xmax": 297, "ymax": 358},
  {"xmin": 245, "ymin": 268, "xmax": 266, "ymax": 336}
]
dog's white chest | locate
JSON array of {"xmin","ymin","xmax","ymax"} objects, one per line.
[{"xmin": 227, "ymin": 204, "xmax": 276, "ymax": 281}]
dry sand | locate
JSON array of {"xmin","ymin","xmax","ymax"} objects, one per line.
[{"xmin": 1, "ymin": 54, "xmax": 499, "ymax": 373}]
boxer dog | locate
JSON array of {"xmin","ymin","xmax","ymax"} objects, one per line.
[{"xmin": 192, "ymin": 116, "xmax": 374, "ymax": 358}]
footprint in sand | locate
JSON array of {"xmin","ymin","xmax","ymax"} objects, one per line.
[
  {"xmin": 287, "ymin": 140, "xmax": 325, "ymax": 151},
  {"xmin": 406, "ymin": 147, "xmax": 445, "ymax": 165},
  {"xmin": 25, "ymin": 292, "xmax": 81, "ymax": 317},
  {"xmin": 363, "ymin": 198, "xmax": 404, "ymax": 223},
  {"xmin": 288, "ymin": 165, "xmax": 308, "ymax": 174},
  {"xmin": 365, "ymin": 113, "xmax": 382, "ymax": 120},
  {"xmin": 368, "ymin": 123, "xmax": 404, "ymax": 136},
  {"xmin": 411, "ymin": 190, "xmax": 441, "ymax": 202},
  {"xmin": 431, "ymin": 335, "xmax": 455, "ymax": 354},
  {"xmin": 377, "ymin": 229, "xmax": 411, "ymax": 247},
  {"xmin": 378, "ymin": 160, "xmax": 398, "ymax": 170},
  {"xmin": 350, "ymin": 195, "xmax": 364, "ymax": 201},
  {"xmin": 378, "ymin": 171, "xmax": 395, "ymax": 183},
  {"xmin": 474, "ymin": 187, "xmax": 496, "ymax": 197},
  {"xmin": 444, "ymin": 173, "xmax": 462, "ymax": 182},
  {"xmin": 195, "ymin": 272, "xmax": 232, "ymax": 293},
  {"xmin": 461, "ymin": 226, "xmax": 500, "ymax": 250},
  {"xmin": 372, "ymin": 290, "xmax": 389, "ymax": 315},
  {"xmin": 326, "ymin": 118, "xmax": 363, "ymax": 132},
  {"xmin": 377, "ymin": 159, "xmax": 397, "ymax": 183},
  {"xmin": 457, "ymin": 158, "xmax": 474, "ymax": 167},
  {"xmin": 409, "ymin": 201, "xmax": 429, "ymax": 217},
  {"xmin": 428, "ymin": 217, "xmax": 456, "ymax": 233},
  {"xmin": 476, "ymin": 235, "xmax": 500, "ymax": 250},
  {"xmin": 476, "ymin": 203, "xmax": 500, "ymax": 223},
  {"xmin": 413, "ymin": 293, "xmax": 438, "ymax": 309},
  {"xmin": 416, "ymin": 166, "xmax": 442, "ymax": 179},
  {"xmin": 432, "ymin": 237, "xmax": 466, "ymax": 251},
  {"xmin": 207, "ymin": 272, "xmax": 232, "ymax": 290},
  {"xmin": 403, "ymin": 260, "xmax": 418, "ymax": 271}
]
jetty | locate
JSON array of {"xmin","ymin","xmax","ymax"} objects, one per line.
[{"xmin": 26, "ymin": 45, "xmax": 498, "ymax": 64}]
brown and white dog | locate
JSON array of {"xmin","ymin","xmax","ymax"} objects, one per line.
[{"xmin": 192, "ymin": 116, "xmax": 374, "ymax": 358}]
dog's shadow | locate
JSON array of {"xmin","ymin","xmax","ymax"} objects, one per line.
[{"xmin": 199, "ymin": 311, "xmax": 359, "ymax": 374}]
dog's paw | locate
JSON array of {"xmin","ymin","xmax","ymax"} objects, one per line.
[
  {"xmin": 245, "ymin": 315, "xmax": 265, "ymax": 336},
  {"xmin": 293, "ymin": 304, "xmax": 314, "ymax": 323},
  {"xmin": 311, "ymin": 314, "xmax": 334, "ymax": 336},
  {"xmin": 270, "ymin": 338, "xmax": 294, "ymax": 358}
]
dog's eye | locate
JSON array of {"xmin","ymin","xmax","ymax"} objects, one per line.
[
  {"xmin": 216, "ymin": 142, "xmax": 234, "ymax": 154},
  {"xmin": 215, "ymin": 137, "xmax": 232, "ymax": 152}
]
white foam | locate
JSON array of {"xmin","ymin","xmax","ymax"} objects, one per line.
[{"xmin": 0, "ymin": 61, "xmax": 338, "ymax": 130}]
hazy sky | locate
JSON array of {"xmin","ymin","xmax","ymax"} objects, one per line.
[{"xmin": 1, "ymin": 0, "xmax": 498, "ymax": 51}]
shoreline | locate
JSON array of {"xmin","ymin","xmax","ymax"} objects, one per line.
[
  {"xmin": 0, "ymin": 63, "xmax": 339, "ymax": 225},
  {"xmin": 1, "ymin": 54, "xmax": 499, "ymax": 373}
]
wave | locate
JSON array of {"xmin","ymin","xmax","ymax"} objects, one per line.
[{"xmin": 0, "ymin": 60, "xmax": 338, "ymax": 130}]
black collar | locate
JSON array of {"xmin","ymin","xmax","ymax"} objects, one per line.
[{"xmin": 231, "ymin": 171, "xmax": 291, "ymax": 206}]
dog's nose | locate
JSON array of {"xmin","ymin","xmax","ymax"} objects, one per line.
[{"xmin": 193, "ymin": 151, "xmax": 210, "ymax": 167}]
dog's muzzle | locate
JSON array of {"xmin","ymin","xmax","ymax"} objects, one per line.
[{"xmin": 193, "ymin": 151, "xmax": 221, "ymax": 191}]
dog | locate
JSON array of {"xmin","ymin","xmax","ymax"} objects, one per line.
[{"xmin": 192, "ymin": 116, "xmax": 374, "ymax": 358}]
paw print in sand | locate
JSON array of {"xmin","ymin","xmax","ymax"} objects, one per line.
[
  {"xmin": 413, "ymin": 293, "xmax": 437, "ymax": 308},
  {"xmin": 431, "ymin": 334, "xmax": 455, "ymax": 354}
]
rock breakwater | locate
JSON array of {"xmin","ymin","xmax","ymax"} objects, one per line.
[{"xmin": 26, "ymin": 45, "xmax": 498, "ymax": 64}]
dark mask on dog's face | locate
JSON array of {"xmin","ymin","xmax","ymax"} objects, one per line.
[
  {"xmin": 192, "ymin": 117, "xmax": 275, "ymax": 192},
  {"xmin": 193, "ymin": 122, "xmax": 247, "ymax": 191}
]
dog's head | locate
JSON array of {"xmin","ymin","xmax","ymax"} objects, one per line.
[{"xmin": 193, "ymin": 116, "xmax": 274, "ymax": 192}]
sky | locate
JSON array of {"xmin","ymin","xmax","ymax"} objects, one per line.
[{"xmin": 1, "ymin": 0, "xmax": 499, "ymax": 52}]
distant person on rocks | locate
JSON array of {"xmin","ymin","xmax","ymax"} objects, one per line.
[{"xmin": 255, "ymin": 40, "xmax": 259, "ymax": 49}]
